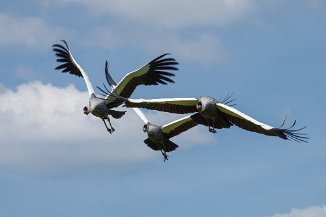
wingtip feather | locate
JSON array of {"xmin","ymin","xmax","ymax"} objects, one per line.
[{"xmin": 274, "ymin": 120, "xmax": 309, "ymax": 143}]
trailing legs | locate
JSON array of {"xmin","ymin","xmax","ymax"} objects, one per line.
[{"xmin": 102, "ymin": 118, "xmax": 115, "ymax": 134}]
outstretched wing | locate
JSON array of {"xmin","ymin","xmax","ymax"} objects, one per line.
[
  {"xmin": 125, "ymin": 98, "xmax": 198, "ymax": 114},
  {"xmin": 112, "ymin": 53, "xmax": 178, "ymax": 98},
  {"xmin": 161, "ymin": 113, "xmax": 202, "ymax": 139},
  {"xmin": 52, "ymin": 40, "xmax": 95, "ymax": 95},
  {"xmin": 216, "ymin": 103, "xmax": 308, "ymax": 142},
  {"xmin": 104, "ymin": 60, "xmax": 117, "ymax": 88}
]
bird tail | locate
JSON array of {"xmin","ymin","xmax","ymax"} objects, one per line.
[
  {"xmin": 110, "ymin": 110, "xmax": 126, "ymax": 119},
  {"xmin": 144, "ymin": 138, "xmax": 179, "ymax": 152},
  {"xmin": 163, "ymin": 140, "xmax": 179, "ymax": 152}
]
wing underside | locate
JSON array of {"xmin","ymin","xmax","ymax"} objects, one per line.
[
  {"xmin": 125, "ymin": 98, "xmax": 198, "ymax": 114},
  {"xmin": 216, "ymin": 103, "xmax": 308, "ymax": 142},
  {"xmin": 161, "ymin": 113, "xmax": 202, "ymax": 138}
]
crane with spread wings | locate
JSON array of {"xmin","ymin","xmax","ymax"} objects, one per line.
[{"xmin": 52, "ymin": 40, "xmax": 178, "ymax": 133}]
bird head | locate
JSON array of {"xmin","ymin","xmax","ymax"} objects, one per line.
[
  {"xmin": 196, "ymin": 101, "xmax": 203, "ymax": 111},
  {"xmin": 83, "ymin": 105, "xmax": 92, "ymax": 115},
  {"xmin": 196, "ymin": 96, "xmax": 217, "ymax": 112},
  {"xmin": 143, "ymin": 123, "xmax": 148, "ymax": 132}
]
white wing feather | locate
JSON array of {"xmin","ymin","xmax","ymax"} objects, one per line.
[{"xmin": 216, "ymin": 103, "xmax": 274, "ymax": 130}]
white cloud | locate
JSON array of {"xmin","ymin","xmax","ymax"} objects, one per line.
[
  {"xmin": 39, "ymin": 0, "xmax": 245, "ymax": 64},
  {"xmin": 0, "ymin": 82, "xmax": 213, "ymax": 176},
  {"xmin": 90, "ymin": 26, "xmax": 226, "ymax": 64},
  {"xmin": 270, "ymin": 205, "xmax": 326, "ymax": 217},
  {"xmin": 0, "ymin": 84, "xmax": 6, "ymax": 94},
  {"xmin": 53, "ymin": 0, "xmax": 256, "ymax": 29},
  {"xmin": 0, "ymin": 12, "xmax": 68, "ymax": 49}
]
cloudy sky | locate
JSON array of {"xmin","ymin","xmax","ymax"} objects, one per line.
[{"xmin": 1, "ymin": 1, "xmax": 326, "ymax": 217}]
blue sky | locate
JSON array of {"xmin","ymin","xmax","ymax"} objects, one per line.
[{"xmin": 0, "ymin": 1, "xmax": 326, "ymax": 217}]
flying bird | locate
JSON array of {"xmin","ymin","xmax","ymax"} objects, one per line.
[
  {"xmin": 97, "ymin": 61, "xmax": 196, "ymax": 161},
  {"xmin": 52, "ymin": 40, "xmax": 178, "ymax": 133},
  {"xmin": 122, "ymin": 96, "xmax": 308, "ymax": 142},
  {"xmin": 98, "ymin": 68, "xmax": 201, "ymax": 161},
  {"xmin": 134, "ymin": 110, "xmax": 201, "ymax": 161}
]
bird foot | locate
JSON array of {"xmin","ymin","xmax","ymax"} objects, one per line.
[
  {"xmin": 107, "ymin": 128, "xmax": 114, "ymax": 134},
  {"xmin": 162, "ymin": 151, "xmax": 169, "ymax": 162},
  {"xmin": 209, "ymin": 127, "xmax": 217, "ymax": 134}
]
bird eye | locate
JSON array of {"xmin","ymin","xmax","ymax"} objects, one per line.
[
  {"xmin": 143, "ymin": 124, "xmax": 148, "ymax": 132},
  {"xmin": 83, "ymin": 106, "xmax": 88, "ymax": 113}
]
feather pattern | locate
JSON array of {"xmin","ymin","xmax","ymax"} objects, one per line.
[
  {"xmin": 161, "ymin": 113, "xmax": 201, "ymax": 139},
  {"xmin": 52, "ymin": 40, "xmax": 95, "ymax": 95},
  {"xmin": 53, "ymin": 41, "xmax": 82, "ymax": 77},
  {"xmin": 112, "ymin": 53, "xmax": 178, "ymax": 98}
]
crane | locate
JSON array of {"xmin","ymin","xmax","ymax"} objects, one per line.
[{"xmin": 52, "ymin": 40, "xmax": 178, "ymax": 133}]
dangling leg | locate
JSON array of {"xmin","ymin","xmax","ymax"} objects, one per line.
[
  {"xmin": 106, "ymin": 117, "xmax": 115, "ymax": 132},
  {"xmin": 161, "ymin": 150, "xmax": 169, "ymax": 162},
  {"xmin": 161, "ymin": 143, "xmax": 169, "ymax": 162},
  {"xmin": 208, "ymin": 119, "xmax": 217, "ymax": 134},
  {"xmin": 102, "ymin": 119, "xmax": 113, "ymax": 134}
]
